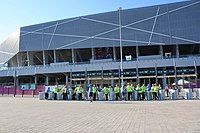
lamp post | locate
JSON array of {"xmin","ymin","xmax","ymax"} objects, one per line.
[{"xmin": 119, "ymin": 7, "xmax": 123, "ymax": 87}]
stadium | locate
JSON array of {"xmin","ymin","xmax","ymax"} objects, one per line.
[{"xmin": 0, "ymin": 0, "xmax": 200, "ymax": 95}]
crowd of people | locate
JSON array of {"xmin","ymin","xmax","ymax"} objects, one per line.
[{"xmin": 44, "ymin": 83, "xmax": 168, "ymax": 101}]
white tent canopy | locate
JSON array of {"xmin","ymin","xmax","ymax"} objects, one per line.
[{"xmin": 172, "ymin": 79, "xmax": 190, "ymax": 86}]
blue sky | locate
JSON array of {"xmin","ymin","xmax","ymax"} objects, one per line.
[{"xmin": 0, "ymin": 0, "xmax": 186, "ymax": 43}]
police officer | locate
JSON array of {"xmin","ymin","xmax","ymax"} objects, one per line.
[
  {"xmin": 75, "ymin": 84, "xmax": 83, "ymax": 101},
  {"xmin": 61, "ymin": 86, "xmax": 67, "ymax": 100},
  {"xmin": 92, "ymin": 84, "xmax": 97, "ymax": 101},
  {"xmin": 44, "ymin": 87, "xmax": 50, "ymax": 100},
  {"xmin": 114, "ymin": 84, "xmax": 121, "ymax": 100},
  {"xmin": 140, "ymin": 84, "xmax": 146, "ymax": 100},
  {"xmin": 103, "ymin": 86, "xmax": 109, "ymax": 101},
  {"xmin": 151, "ymin": 84, "xmax": 159, "ymax": 100},
  {"xmin": 52, "ymin": 87, "xmax": 58, "ymax": 100},
  {"xmin": 126, "ymin": 83, "xmax": 133, "ymax": 100}
]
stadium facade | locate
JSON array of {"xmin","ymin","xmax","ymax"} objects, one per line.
[{"xmin": 0, "ymin": 0, "xmax": 200, "ymax": 91}]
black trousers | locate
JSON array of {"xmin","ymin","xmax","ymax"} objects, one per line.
[
  {"xmin": 72, "ymin": 93, "xmax": 76, "ymax": 100},
  {"xmin": 54, "ymin": 93, "xmax": 57, "ymax": 100},
  {"xmin": 139, "ymin": 92, "xmax": 145, "ymax": 100},
  {"xmin": 45, "ymin": 93, "xmax": 48, "ymax": 99},
  {"xmin": 93, "ymin": 93, "xmax": 96, "ymax": 101},
  {"xmin": 78, "ymin": 93, "xmax": 82, "ymax": 100},
  {"xmin": 105, "ymin": 94, "xmax": 108, "ymax": 101},
  {"xmin": 63, "ymin": 93, "xmax": 66, "ymax": 100},
  {"xmin": 115, "ymin": 93, "xmax": 120, "ymax": 101},
  {"xmin": 128, "ymin": 92, "xmax": 132, "ymax": 100},
  {"xmin": 152, "ymin": 92, "xmax": 158, "ymax": 100}
]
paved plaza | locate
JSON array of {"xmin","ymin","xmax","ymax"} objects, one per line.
[{"xmin": 0, "ymin": 97, "xmax": 200, "ymax": 133}]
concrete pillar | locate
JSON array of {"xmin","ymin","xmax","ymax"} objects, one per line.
[
  {"xmin": 168, "ymin": 77, "xmax": 171, "ymax": 88},
  {"xmin": 163, "ymin": 74, "xmax": 167, "ymax": 87},
  {"xmin": 113, "ymin": 47, "xmax": 116, "ymax": 61},
  {"xmin": 155, "ymin": 64, "xmax": 158, "ymax": 85},
  {"xmin": 101, "ymin": 67, "xmax": 103, "ymax": 87},
  {"xmin": 34, "ymin": 76, "xmax": 37, "ymax": 85},
  {"xmin": 160, "ymin": 45, "xmax": 163, "ymax": 58},
  {"xmin": 65, "ymin": 74, "xmax": 69, "ymax": 85},
  {"xmin": 72, "ymin": 49, "xmax": 75, "ymax": 63},
  {"xmin": 136, "ymin": 64, "xmax": 140, "ymax": 84},
  {"xmin": 91, "ymin": 48, "xmax": 94, "ymax": 60},
  {"xmin": 55, "ymin": 77, "xmax": 58, "ymax": 85},
  {"xmin": 27, "ymin": 51, "xmax": 34, "ymax": 66},
  {"xmin": 53, "ymin": 50, "xmax": 57, "ymax": 63},
  {"xmin": 45, "ymin": 76, "xmax": 49, "ymax": 85},
  {"xmin": 111, "ymin": 76, "xmax": 114, "ymax": 87},
  {"xmin": 43, "ymin": 50, "xmax": 48, "ymax": 66},
  {"xmin": 136, "ymin": 45, "xmax": 139, "ymax": 61},
  {"xmin": 182, "ymin": 73, "xmax": 185, "ymax": 88},
  {"xmin": 70, "ymin": 69, "xmax": 72, "ymax": 87},
  {"xmin": 176, "ymin": 44, "xmax": 179, "ymax": 58}
]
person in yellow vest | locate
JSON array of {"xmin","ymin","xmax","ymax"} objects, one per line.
[
  {"xmin": 151, "ymin": 84, "xmax": 159, "ymax": 100},
  {"xmin": 114, "ymin": 84, "xmax": 121, "ymax": 100},
  {"xmin": 52, "ymin": 87, "xmax": 58, "ymax": 100},
  {"xmin": 126, "ymin": 83, "xmax": 133, "ymax": 100},
  {"xmin": 75, "ymin": 84, "xmax": 83, "ymax": 100},
  {"xmin": 103, "ymin": 86, "xmax": 109, "ymax": 101},
  {"xmin": 136, "ymin": 84, "xmax": 141, "ymax": 100},
  {"xmin": 61, "ymin": 86, "xmax": 67, "ymax": 100},
  {"xmin": 92, "ymin": 84, "xmax": 97, "ymax": 101},
  {"xmin": 140, "ymin": 84, "xmax": 146, "ymax": 100}
]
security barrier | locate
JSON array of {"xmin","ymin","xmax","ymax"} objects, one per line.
[
  {"xmin": 48, "ymin": 92, "xmax": 53, "ymax": 100},
  {"xmin": 193, "ymin": 88, "xmax": 200, "ymax": 99},
  {"xmin": 39, "ymin": 92, "xmax": 45, "ymax": 100},
  {"xmin": 183, "ymin": 89, "xmax": 192, "ymax": 100},
  {"xmin": 109, "ymin": 91, "xmax": 115, "ymax": 101},
  {"xmin": 169, "ymin": 89, "xmax": 178, "ymax": 100},
  {"xmin": 134, "ymin": 91, "xmax": 139, "ymax": 101},
  {"xmin": 159, "ymin": 89, "xmax": 165, "ymax": 100},
  {"xmin": 98, "ymin": 92, "xmax": 104, "ymax": 101},
  {"xmin": 57, "ymin": 92, "xmax": 63, "ymax": 100},
  {"xmin": 147, "ymin": 91, "xmax": 152, "ymax": 100}
]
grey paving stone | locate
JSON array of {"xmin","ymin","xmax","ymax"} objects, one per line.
[{"xmin": 0, "ymin": 97, "xmax": 199, "ymax": 133}]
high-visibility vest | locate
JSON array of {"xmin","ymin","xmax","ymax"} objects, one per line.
[
  {"xmin": 141, "ymin": 85, "xmax": 146, "ymax": 93},
  {"xmin": 93, "ymin": 87, "xmax": 97, "ymax": 93},
  {"xmin": 137, "ymin": 86, "xmax": 143, "ymax": 93},
  {"xmin": 77, "ymin": 87, "xmax": 83, "ymax": 93},
  {"xmin": 114, "ymin": 87, "xmax": 120, "ymax": 93},
  {"xmin": 103, "ymin": 87, "xmax": 109, "ymax": 94},
  {"xmin": 151, "ymin": 86, "xmax": 158, "ymax": 93},
  {"xmin": 62, "ymin": 88, "xmax": 66, "ymax": 94},
  {"xmin": 53, "ymin": 88, "xmax": 58, "ymax": 93},
  {"xmin": 127, "ymin": 86, "xmax": 133, "ymax": 92}
]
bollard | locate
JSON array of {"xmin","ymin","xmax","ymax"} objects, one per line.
[
  {"xmin": 159, "ymin": 89, "xmax": 165, "ymax": 100},
  {"xmin": 109, "ymin": 91, "xmax": 115, "ymax": 101},
  {"xmin": 39, "ymin": 92, "xmax": 45, "ymax": 100},
  {"xmin": 134, "ymin": 91, "xmax": 139, "ymax": 101},
  {"xmin": 48, "ymin": 92, "xmax": 53, "ymax": 100},
  {"xmin": 68, "ymin": 93, "xmax": 72, "ymax": 100},
  {"xmin": 147, "ymin": 91, "xmax": 152, "ymax": 100},
  {"xmin": 57, "ymin": 92, "xmax": 62, "ymax": 100},
  {"xmin": 98, "ymin": 92, "xmax": 104, "ymax": 101},
  {"xmin": 183, "ymin": 89, "xmax": 192, "ymax": 100},
  {"xmin": 169, "ymin": 89, "xmax": 177, "ymax": 100}
]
